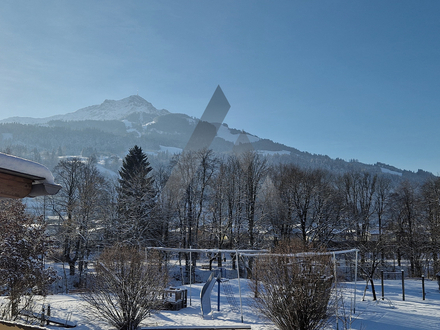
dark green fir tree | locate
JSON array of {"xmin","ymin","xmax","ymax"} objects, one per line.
[{"xmin": 117, "ymin": 145, "xmax": 157, "ymax": 245}]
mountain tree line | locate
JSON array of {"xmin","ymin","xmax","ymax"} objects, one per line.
[{"xmin": 44, "ymin": 145, "xmax": 440, "ymax": 282}]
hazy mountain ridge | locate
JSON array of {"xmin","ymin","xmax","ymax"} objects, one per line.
[
  {"xmin": 0, "ymin": 95, "xmax": 434, "ymax": 184},
  {"xmin": 0, "ymin": 95, "xmax": 169, "ymax": 125}
]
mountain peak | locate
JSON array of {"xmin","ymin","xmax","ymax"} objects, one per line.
[
  {"xmin": 0, "ymin": 95, "xmax": 170, "ymax": 124},
  {"xmin": 103, "ymin": 95, "xmax": 148, "ymax": 106},
  {"xmin": 75, "ymin": 95, "xmax": 165, "ymax": 121}
]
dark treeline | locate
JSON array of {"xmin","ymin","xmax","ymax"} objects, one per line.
[{"xmin": 31, "ymin": 146, "xmax": 440, "ymax": 282}]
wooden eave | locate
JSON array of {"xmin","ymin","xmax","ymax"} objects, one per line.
[
  {"xmin": 0, "ymin": 153, "xmax": 61, "ymax": 198},
  {"xmin": 0, "ymin": 167, "xmax": 59, "ymax": 199},
  {"xmin": 0, "ymin": 171, "xmax": 34, "ymax": 199}
]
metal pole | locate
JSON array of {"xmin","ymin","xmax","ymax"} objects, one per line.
[
  {"xmin": 381, "ymin": 270, "xmax": 384, "ymax": 300},
  {"xmin": 235, "ymin": 251, "xmax": 244, "ymax": 323},
  {"xmin": 47, "ymin": 305, "xmax": 51, "ymax": 326},
  {"xmin": 218, "ymin": 278, "xmax": 221, "ymax": 311},
  {"xmin": 333, "ymin": 252, "xmax": 339, "ymax": 330},
  {"xmin": 353, "ymin": 250, "xmax": 358, "ymax": 314},
  {"xmin": 189, "ymin": 246, "xmax": 192, "ymax": 306},
  {"xmin": 401, "ymin": 269, "xmax": 405, "ymax": 301}
]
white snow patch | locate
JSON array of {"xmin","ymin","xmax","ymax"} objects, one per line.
[
  {"xmin": 127, "ymin": 128, "xmax": 141, "ymax": 137},
  {"xmin": 186, "ymin": 117, "xmax": 197, "ymax": 125},
  {"xmin": 258, "ymin": 150, "xmax": 291, "ymax": 156},
  {"xmin": 246, "ymin": 134, "xmax": 260, "ymax": 143},
  {"xmin": 96, "ymin": 164, "xmax": 118, "ymax": 178},
  {"xmin": 150, "ymin": 128, "xmax": 167, "ymax": 134},
  {"xmin": 58, "ymin": 155, "xmax": 88, "ymax": 162},
  {"xmin": 216, "ymin": 125, "xmax": 260, "ymax": 144},
  {"xmin": 143, "ymin": 120, "xmax": 156, "ymax": 129},
  {"xmin": 380, "ymin": 167, "xmax": 403, "ymax": 176},
  {"xmin": 160, "ymin": 145, "xmax": 183, "ymax": 154},
  {"xmin": 121, "ymin": 120, "xmax": 132, "ymax": 128},
  {"xmin": 216, "ymin": 125, "xmax": 238, "ymax": 143}
]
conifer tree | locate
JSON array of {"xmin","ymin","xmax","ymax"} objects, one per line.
[{"xmin": 117, "ymin": 145, "xmax": 157, "ymax": 245}]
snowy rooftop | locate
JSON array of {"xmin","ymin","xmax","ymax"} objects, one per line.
[{"xmin": 0, "ymin": 152, "xmax": 62, "ymax": 198}]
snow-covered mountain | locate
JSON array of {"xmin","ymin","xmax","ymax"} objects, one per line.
[
  {"xmin": 0, "ymin": 94, "xmax": 268, "ymax": 153},
  {"xmin": 0, "ymin": 94, "xmax": 272, "ymax": 156},
  {"xmin": 0, "ymin": 95, "xmax": 434, "ymax": 183},
  {"xmin": 61, "ymin": 95, "xmax": 169, "ymax": 122},
  {"xmin": 0, "ymin": 95, "xmax": 169, "ymax": 124}
]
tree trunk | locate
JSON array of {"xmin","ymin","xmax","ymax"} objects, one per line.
[{"xmin": 370, "ymin": 278, "xmax": 377, "ymax": 301}]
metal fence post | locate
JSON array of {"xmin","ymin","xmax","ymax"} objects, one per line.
[
  {"xmin": 381, "ymin": 270, "xmax": 384, "ymax": 300},
  {"xmin": 401, "ymin": 270, "xmax": 405, "ymax": 301}
]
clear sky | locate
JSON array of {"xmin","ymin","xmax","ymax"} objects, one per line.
[{"xmin": 1, "ymin": 1, "xmax": 440, "ymax": 174}]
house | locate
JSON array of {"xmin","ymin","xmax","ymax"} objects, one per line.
[{"xmin": 0, "ymin": 152, "xmax": 61, "ymax": 199}]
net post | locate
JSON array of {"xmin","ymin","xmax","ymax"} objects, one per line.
[
  {"xmin": 353, "ymin": 249, "xmax": 358, "ymax": 314},
  {"xmin": 235, "ymin": 250, "xmax": 244, "ymax": 323},
  {"xmin": 333, "ymin": 252, "xmax": 339, "ymax": 330},
  {"xmin": 381, "ymin": 270, "xmax": 384, "ymax": 300},
  {"xmin": 401, "ymin": 269, "xmax": 405, "ymax": 301},
  {"xmin": 189, "ymin": 246, "xmax": 192, "ymax": 306}
]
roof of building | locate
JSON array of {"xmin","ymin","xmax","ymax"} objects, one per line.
[{"xmin": 0, "ymin": 152, "xmax": 62, "ymax": 198}]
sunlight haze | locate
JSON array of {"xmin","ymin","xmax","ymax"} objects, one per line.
[{"xmin": 1, "ymin": 1, "xmax": 440, "ymax": 174}]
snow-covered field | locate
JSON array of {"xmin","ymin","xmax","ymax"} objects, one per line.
[{"xmin": 7, "ymin": 277, "xmax": 440, "ymax": 330}]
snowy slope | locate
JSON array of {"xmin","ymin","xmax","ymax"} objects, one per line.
[{"xmin": 216, "ymin": 124, "xmax": 260, "ymax": 144}]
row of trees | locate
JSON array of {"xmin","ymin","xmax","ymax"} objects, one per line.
[
  {"xmin": 5, "ymin": 144, "xmax": 438, "ymax": 329},
  {"xmin": 44, "ymin": 145, "xmax": 440, "ymax": 282}
]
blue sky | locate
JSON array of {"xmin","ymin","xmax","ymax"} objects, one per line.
[{"xmin": 1, "ymin": 1, "xmax": 440, "ymax": 174}]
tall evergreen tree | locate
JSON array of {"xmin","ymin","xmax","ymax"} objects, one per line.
[{"xmin": 117, "ymin": 145, "xmax": 157, "ymax": 245}]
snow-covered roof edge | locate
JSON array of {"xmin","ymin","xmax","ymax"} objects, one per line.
[{"xmin": 0, "ymin": 152, "xmax": 62, "ymax": 197}]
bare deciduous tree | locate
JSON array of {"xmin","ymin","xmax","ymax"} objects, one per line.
[
  {"xmin": 421, "ymin": 177, "xmax": 440, "ymax": 274},
  {"xmin": 0, "ymin": 200, "xmax": 57, "ymax": 319},
  {"xmin": 272, "ymin": 164, "xmax": 341, "ymax": 247},
  {"xmin": 238, "ymin": 151, "xmax": 268, "ymax": 248},
  {"xmin": 83, "ymin": 245, "xmax": 168, "ymax": 330},
  {"xmin": 53, "ymin": 157, "xmax": 110, "ymax": 279},
  {"xmin": 388, "ymin": 180, "xmax": 426, "ymax": 277},
  {"xmin": 338, "ymin": 171, "xmax": 378, "ymax": 243}
]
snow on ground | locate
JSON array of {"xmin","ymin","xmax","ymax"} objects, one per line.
[
  {"xmin": 216, "ymin": 125, "xmax": 240, "ymax": 143},
  {"xmin": 345, "ymin": 279, "xmax": 440, "ymax": 330},
  {"xmin": 216, "ymin": 125, "xmax": 260, "ymax": 144},
  {"xmin": 126, "ymin": 128, "xmax": 142, "ymax": 137},
  {"xmin": 159, "ymin": 145, "xmax": 183, "ymax": 154},
  {"xmin": 257, "ymin": 150, "xmax": 291, "ymax": 156},
  {"xmin": 4, "ymin": 277, "xmax": 440, "ymax": 330},
  {"xmin": 380, "ymin": 167, "xmax": 403, "ymax": 176},
  {"xmin": 121, "ymin": 120, "xmax": 132, "ymax": 129},
  {"xmin": 95, "ymin": 164, "xmax": 118, "ymax": 178}
]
